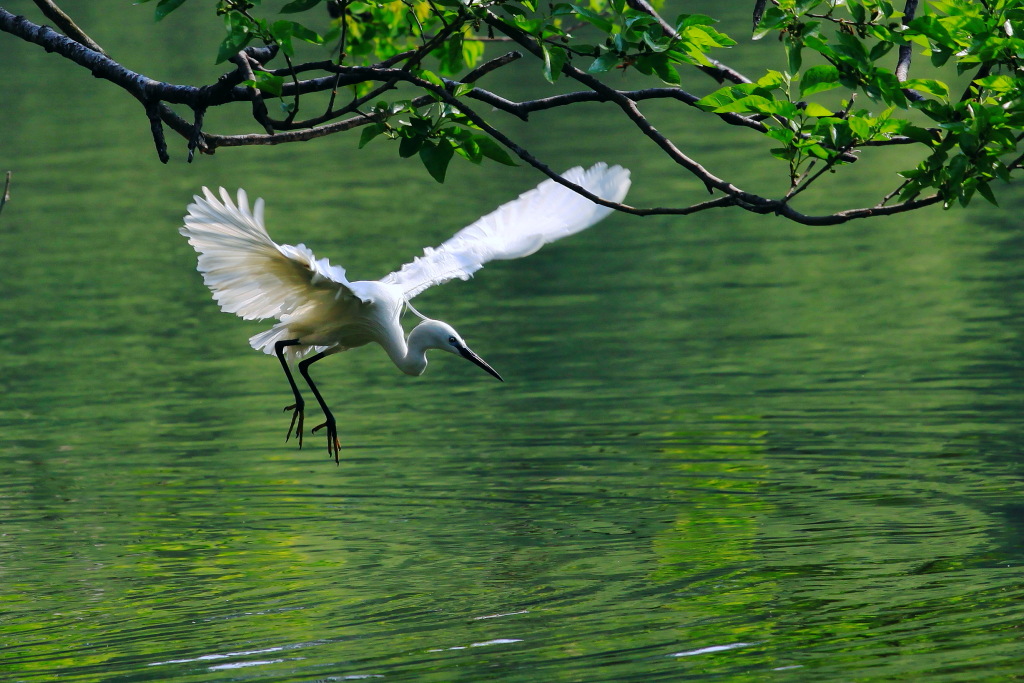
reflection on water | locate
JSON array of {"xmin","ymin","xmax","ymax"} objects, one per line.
[{"xmin": 2, "ymin": 1, "xmax": 1024, "ymax": 681}]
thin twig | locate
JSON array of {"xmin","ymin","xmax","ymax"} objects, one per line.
[
  {"xmin": 878, "ymin": 179, "xmax": 912, "ymax": 206},
  {"xmin": 187, "ymin": 106, "xmax": 206, "ymax": 162},
  {"xmin": 626, "ymin": 0, "xmax": 751, "ymax": 84},
  {"xmin": 144, "ymin": 97, "xmax": 169, "ymax": 163},
  {"xmin": 462, "ymin": 51, "xmax": 522, "ymax": 82},
  {"xmin": 482, "ymin": 11, "xmax": 764, "ymax": 203},
  {"xmin": 31, "ymin": 0, "xmax": 104, "ymax": 53}
]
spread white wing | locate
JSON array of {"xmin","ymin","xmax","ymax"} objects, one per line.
[
  {"xmin": 380, "ymin": 163, "xmax": 631, "ymax": 299},
  {"xmin": 180, "ymin": 187, "xmax": 368, "ymax": 323}
]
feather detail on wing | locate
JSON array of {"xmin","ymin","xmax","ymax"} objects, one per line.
[
  {"xmin": 380, "ymin": 163, "xmax": 631, "ymax": 299},
  {"xmin": 180, "ymin": 187, "xmax": 368, "ymax": 323}
]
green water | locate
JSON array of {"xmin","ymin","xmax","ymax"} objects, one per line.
[{"xmin": 2, "ymin": 2, "xmax": 1023, "ymax": 681}]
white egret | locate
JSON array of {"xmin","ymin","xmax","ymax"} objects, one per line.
[{"xmin": 180, "ymin": 163, "xmax": 631, "ymax": 461}]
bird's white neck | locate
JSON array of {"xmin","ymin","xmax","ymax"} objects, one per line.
[{"xmin": 381, "ymin": 324, "xmax": 430, "ymax": 376}]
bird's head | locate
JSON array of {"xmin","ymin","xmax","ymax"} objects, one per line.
[{"xmin": 410, "ymin": 319, "xmax": 503, "ymax": 381}]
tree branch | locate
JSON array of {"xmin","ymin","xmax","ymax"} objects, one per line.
[
  {"xmin": 896, "ymin": 0, "xmax": 924, "ymax": 101},
  {"xmin": 0, "ymin": 9, "xmax": 223, "ymax": 108},
  {"xmin": 31, "ymin": 0, "xmax": 104, "ymax": 53},
  {"xmin": 0, "ymin": 4, "xmax": 956, "ymax": 226},
  {"xmin": 481, "ymin": 12, "xmax": 771, "ymax": 205},
  {"xmin": 775, "ymin": 193, "xmax": 943, "ymax": 225}
]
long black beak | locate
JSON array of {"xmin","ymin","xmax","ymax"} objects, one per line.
[{"xmin": 457, "ymin": 344, "xmax": 503, "ymax": 381}]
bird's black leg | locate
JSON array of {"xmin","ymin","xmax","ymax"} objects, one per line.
[
  {"xmin": 298, "ymin": 350, "xmax": 341, "ymax": 463},
  {"xmin": 274, "ymin": 339, "xmax": 305, "ymax": 447}
]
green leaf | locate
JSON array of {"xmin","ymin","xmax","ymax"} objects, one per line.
[
  {"xmin": 289, "ymin": 21, "xmax": 323, "ymax": 44},
  {"xmin": 847, "ymin": 115, "xmax": 872, "ymax": 140},
  {"xmin": 976, "ymin": 180, "xmax": 998, "ymax": 206},
  {"xmin": 695, "ymin": 89, "xmax": 735, "ymax": 111},
  {"xmin": 869, "ymin": 40, "xmax": 893, "ymax": 63},
  {"xmin": 764, "ymin": 127, "xmax": 796, "ymax": 143},
  {"xmin": 154, "ymin": 0, "xmax": 188, "ymax": 21},
  {"xmin": 803, "ymin": 102, "xmax": 833, "ymax": 118},
  {"xmin": 588, "ymin": 52, "xmax": 619, "ymax": 74},
  {"xmin": 642, "ymin": 29, "xmax": 670, "ymax": 53},
  {"xmin": 399, "ymin": 134, "xmax": 423, "ymax": 158},
  {"xmin": 358, "ymin": 123, "xmax": 385, "ymax": 149},
  {"xmin": 947, "ymin": 154, "xmax": 969, "ymax": 185},
  {"xmin": 420, "ymin": 140, "xmax": 455, "ymax": 182},
  {"xmin": 958, "ymin": 130, "xmax": 980, "ymax": 155},
  {"xmin": 251, "ymin": 71, "xmax": 285, "ymax": 96},
  {"xmin": 651, "ymin": 55, "xmax": 681, "ymax": 85},
  {"xmin": 833, "ymin": 31, "xmax": 869, "ymax": 68},
  {"xmin": 714, "ymin": 95, "xmax": 799, "ymax": 119},
  {"xmin": 475, "ymin": 136, "xmax": 517, "ymax": 166},
  {"xmin": 542, "ymin": 44, "xmax": 567, "ymax": 83},
  {"xmin": 418, "ymin": 70, "xmax": 445, "ymax": 88},
  {"xmin": 786, "ymin": 39, "xmax": 803, "ymax": 74},
  {"xmin": 675, "ymin": 13, "xmax": 715, "ymax": 29},
  {"xmin": 973, "ymin": 74, "xmax": 1017, "ymax": 93},
  {"xmin": 695, "ymin": 83, "xmax": 780, "ymax": 112},
  {"xmin": 280, "ymin": 0, "xmax": 323, "ymax": 12},
  {"xmin": 572, "ymin": 4, "xmax": 614, "ymax": 32},
  {"xmin": 271, "ymin": 20, "xmax": 323, "ymax": 46},
  {"xmin": 903, "ymin": 78, "xmax": 950, "ymax": 100},
  {"xmin": 799, "ymin": 64, "xmax": 840, "ymax": 97},
  {"xmin": 900, "ymin": 124, "xmax": 939, "ymax": 144},
  {"xmin": 757, "ymin": 69, "xmax": 788, "ymax": 90},
  {"xmin": 453, "ymin": 136, "xmax": 482, "ymax": 164},
  {"xmin": 512, "ymin": 15, "xmax": 545, "ymax": 34},
  {"xmin": 753, "ymin": 7, "xmax": 787, "ymax": 39},
  {"xmin": 216, "ymin": 14, "xmax": 254, "ymax": 63},
  {"xmin": 407, "ymin": 116, "xmax": 432, "ymax": 136},
  {"xmin": 804, "ymin": 143, "xmax": 832, "ymax": 160}
]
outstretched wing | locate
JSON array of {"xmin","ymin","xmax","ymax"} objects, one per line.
[
  {"xmin": 380, "ymin": 163, "xmax": 631, "ymax": 299},
  {"xmin": 180, "ymin": 187, "xmax": 367, "ymax": 322}
]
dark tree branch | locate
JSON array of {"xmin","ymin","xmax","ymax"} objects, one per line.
[
  {"xmin": 896, "ymin": 0, "xmax": 924, "ymax": 101},
  {"xmin": 0, "ymin": 6, "xmax": 955, "ymax": 226},
  {"xmin": 31, "ymin": 0, "xmax": 103, "ymax": 53},
  {"xmin": 775, "ymin": 193, "xmax": 943, "ymax": 225},
  {"xmin": 462, "ymin": 50, "xmax": 523, "ymax": 82},
  {"xmin": 753, "ymin": 0, "xmax": 768, "ymax": 31},
  {"xmin": 895, "ymin": 0, "xmax": 918, "ymax": 81},
  {"xmin": 233, "ymin": 52, "xmax": 275, "ymax": 134},
  {"xmin": 187, "ymin": 106, "xmax": 206, "ymax": 163},
  {"xmin": 464, "ymin": 84, "xmax": 770, "ymax": 132},
  {"xmin": 0, "ymin": 9, "xmax": 224, "ymax": 107},
  {"xmin": 144, "ymin": 98, "xmax": 169, "ymax": 163}
]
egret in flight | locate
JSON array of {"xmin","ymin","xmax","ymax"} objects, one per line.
[{"xmin": 181, "ymin": 163, "xmax": 631, "ymax": 461}]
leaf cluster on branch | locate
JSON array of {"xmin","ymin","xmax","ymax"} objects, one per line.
[{"xmin": 2, "ymin": 0, "xmax": 1024, "ymax": 224}]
